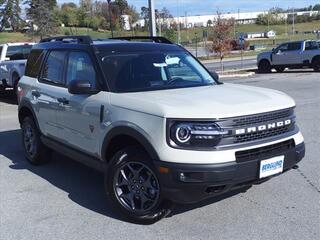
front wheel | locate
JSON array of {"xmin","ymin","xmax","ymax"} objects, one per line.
[
  {"xmin": 258, "ymin": 60, "xmax": 272, "ymax": 73},
  {"xmin": 21, "ymin": 117, "xmax": 50, "ymax": 165},
  {"xmin": 105, "ymin": 147, "xmax": 172, "ymax": 224}
]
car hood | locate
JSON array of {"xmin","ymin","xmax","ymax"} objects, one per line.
[{"xmin": 110, "ymin": 83, "xmax": 295, "ymax": 119}]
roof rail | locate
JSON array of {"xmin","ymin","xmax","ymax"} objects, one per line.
[
  {"xmin": 110, "ymin": 36, "xmax": 173, "ymax": 44},
  {"xmin": 40, "ymin": 35, "xmax": 93, "ymax": 44}
]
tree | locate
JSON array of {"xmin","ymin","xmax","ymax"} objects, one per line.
[
  {"xmin": 59, "ymin": 3, "xmax": 79, "ymax": 27},
  {"xmin": 115, "ymin": 0, "xmax": 128, "ymax": 15},
  {"xmin": 313, "ymin": 4, "xmax": 320, "ymax": 11},
  {"xmin": 140, "ymin": 6, "xmax": 149, "ymax": 31},
  {"xmin": 208, "ymin": 13, "xmax": 234, "ymax": 71},
  {"xmin": 207, "ymin": 19, "xmax": 213, "ymax": 26},
  {"xmin": 159, "ymin": 7, "xmax": 172, "ymax": 30},
  {"xmin": 25, "ymin": 0, "xmax": 59, "ymax": 38},
  {"xmin": 0, "ymin": 0, "xmax": 22, "ymax": 31}
]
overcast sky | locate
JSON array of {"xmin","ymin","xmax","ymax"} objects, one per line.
[{"xmin": 57, "ymin": 0, "xmax": 320, "ymax": 16}]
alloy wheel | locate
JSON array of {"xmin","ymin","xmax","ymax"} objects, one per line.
[{"xmin": 113, "ymin": 161, "xmax": 160, "ymax": 214}]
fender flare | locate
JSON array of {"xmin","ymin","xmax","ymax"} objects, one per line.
[
  {"xmin": 18, "ymin": 99, "xmax": 41, "ymax": 131},
  {"xmin": 258, "ymin": 58, "xmax": 271, "ymax": 66},
  {"xmin": 101, "ymin": 126, "xmax": 160, "ymax": 162}
]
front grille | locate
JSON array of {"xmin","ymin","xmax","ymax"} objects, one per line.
[
  {"xmin": 234, "ymin": 125, "xmax": 293, "ymax": 143},
  {"xmin": 232, "ymin": 108, "xmax": 294, "ymax": 127},
  {"xmin": 235, "ymin": 140, "xmax": 295, "ymax": 163}
]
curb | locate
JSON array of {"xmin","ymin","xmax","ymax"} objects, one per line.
[
  {"xmin": 219, "ymin": 72, "xmax": 255, "ymax": 78},
  {"xmin": 200, "ymin": 56, "xmax": 257, "ymax": 64}
]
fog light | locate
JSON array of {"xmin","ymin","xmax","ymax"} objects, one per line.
[{"xmin": 179, "ymin": 173, "xmax": 186, "ymax": 181}]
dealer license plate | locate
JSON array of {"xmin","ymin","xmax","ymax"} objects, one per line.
[{"xmin": 259, "ymin": 156, "xmax": 284, "ymax": 179}]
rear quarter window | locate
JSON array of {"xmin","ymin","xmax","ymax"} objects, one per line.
[
  {"xmin": 6, "ymin": 45, "xmax": 33, "ymax": 60},
  {"xmin": 25, "ymin": 49, "xmax": 44, "ymax": 78}
]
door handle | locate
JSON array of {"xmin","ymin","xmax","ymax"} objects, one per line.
[
  {"xmin": 57, "ymin": 97, "xmax": 69, "ymax": 105},
  {"xmin": 31, "ymin": 90, "xmax": 41, "ymax": 98}
]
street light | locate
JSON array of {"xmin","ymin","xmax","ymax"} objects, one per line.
[{"xmin": 107, "ymin": 0, "xmax": 114, "ymax": 38}]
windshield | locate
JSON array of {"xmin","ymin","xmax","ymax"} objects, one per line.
[{"xmin": 99, "ymin": 51, "xmax": 216, "ymax": 93}]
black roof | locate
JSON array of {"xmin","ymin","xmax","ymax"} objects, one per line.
[{"xmin": 34, "ymin": 35, "xmax": 182, "ymax": 52}]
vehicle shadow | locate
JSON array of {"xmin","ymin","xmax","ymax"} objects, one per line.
[
  {"xmin": 0, "ymin": 90, "xmax": 17, "ymax": 105},
  {"xmin": 0, "ymin": 129, "xmax": 251, "ymax": 224}
]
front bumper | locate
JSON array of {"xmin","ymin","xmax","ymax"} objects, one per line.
[{"xmin": 155, "ymin": 142, "xmax": 305, "ymax": 204}]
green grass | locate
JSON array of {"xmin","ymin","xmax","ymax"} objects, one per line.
[{"xmin": 0, "ymin": 32, "xmax": 32, "ymax": 43}]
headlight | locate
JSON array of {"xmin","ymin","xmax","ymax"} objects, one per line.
[{"xmin": 168, "ymin": 121, "xmax": 228, "ymax": 149}]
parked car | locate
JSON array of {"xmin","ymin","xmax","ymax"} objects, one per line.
[
  {"xmin": 257, "ymin": 40, "xmax": 320, "ymax": 73},
  {"xmin": 18, "ymin": 36, "xmax": 305, "ymax": 224},
  {"xmin": 0, "ymin": 42, "xmax": 35, "ymax": 95}
]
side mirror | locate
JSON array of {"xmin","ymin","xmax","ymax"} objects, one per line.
[
  {"xmin": 210, "ymin": 71, "xmax": 219, "ymax": 81},
  {"xmin": 68, "ymin": 79, "xmax": 99, "ymax": 95}
]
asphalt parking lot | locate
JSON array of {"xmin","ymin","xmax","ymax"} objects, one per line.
[{"xmin": 0, "ymin": 70, "xmax": 319, "ymax": 240}]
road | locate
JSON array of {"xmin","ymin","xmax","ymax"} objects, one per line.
[
  {"xmin": 0, "ymin": 71, "xmax": 319, "ymax": 240},
  {"xmin": 203, "ymin": 57, "xmax": 257, "ymax": 72}
]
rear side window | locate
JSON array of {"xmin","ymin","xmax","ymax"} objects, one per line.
[
  {"xmin": 25, "ymin": 49, "xmax": 44, "ymax": 78},
  {"xmin": 287, "ymin": 42, "xmax": 301, "ymax": 51},
  {"xmin": 41, "ymin": 51, "xmax": 66, "ymax": 85},
  {"xmin": 305, "ymin": 41, "xmax": 319, "ymax": 51},
  {"xmin": 6, "ymin": 45, "xmax": 33, "ymax": 60}
]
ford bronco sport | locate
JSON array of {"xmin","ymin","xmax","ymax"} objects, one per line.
[{"xmin": 18, "ymin": 36, "xmax": 305, "ymax": 224}]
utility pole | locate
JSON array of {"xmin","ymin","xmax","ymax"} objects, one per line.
[
  {"xmin": 177, "ymin": 0, "xmax": 181, "ymax": 44},
  {"xmin": 292, "ymin": 8, "xmax": 295, "ymax": 35},
  {"xmin": 107, "ymin": 0, "xmax": 114, "ymax": 38},
  {"xmin": 148, "ymin": 0, "xmax": 157, "ymax": 37}
]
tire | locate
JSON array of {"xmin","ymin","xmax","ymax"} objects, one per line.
[
  {"xmin": 312, "ymin": 57, "xmax": 320, "ymax": 72},
  {"xmin": 21, "ymin": 116, "xmax": 50, "ymax": 165},
  {"xmin": 275, "ymin": 67, "xmax": 285, "ymax": 73},
  {"xmin": 105, "ymin": 146, "xmax": 173, "ymax": 224},
  {"xmin": 258, "ymin": 60, "xmax": 272, "ymax": 73}
]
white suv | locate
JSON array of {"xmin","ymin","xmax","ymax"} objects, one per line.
[{"xmin": 18, "ymin": 36, "xmax": 305, "ymax": 224}]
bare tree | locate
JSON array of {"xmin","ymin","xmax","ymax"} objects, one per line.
[{"xmin": 208, "ymin": 12, "xmax": 234, "ymax": 71}]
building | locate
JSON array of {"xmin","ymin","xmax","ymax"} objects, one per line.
[{"xmin": 133, "ymin": 10, "xmax": 319, "ymax": 30}]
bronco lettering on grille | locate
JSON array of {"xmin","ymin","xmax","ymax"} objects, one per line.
[{"xmin": 235, "ymin": 119, "xmax": 292, "ymax": 135}]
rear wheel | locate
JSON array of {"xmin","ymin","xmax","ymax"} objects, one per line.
[
  {"xmin": 105, "ymin": 146, "xmax": 172, "ymax": 224},
  {"xmin": 312, "ymin": 57, "xmax": 320, "ymax": 72},
  {"xmin": 258, "ymin": 60, "xmax": 271, "ymax": 73},
  {"xmin": 275, "ymin": 67, "xmax": 285, "ymax": 73},
  {"xmin": 21, "ymin": 116, "xmax": 50, "ymax": 165}
]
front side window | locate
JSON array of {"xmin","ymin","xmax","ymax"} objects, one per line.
[
  {"xmin": 99, "ymin": 51, "xmax": 215, "ymax": 93},
  {"xmin": 41, "ymin": 51, "xmax": 66, "ymax": 85},
  {"xmin": 276, "ymin": 43, "xmax": 288, "ymax": 52},
  {"xmin": 66, "ymin": 51, "xmax": 96, "ymax": 87},
  {"xmin": 6, "ymin": 45, "xmax": 33, "ymax": 60}
]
